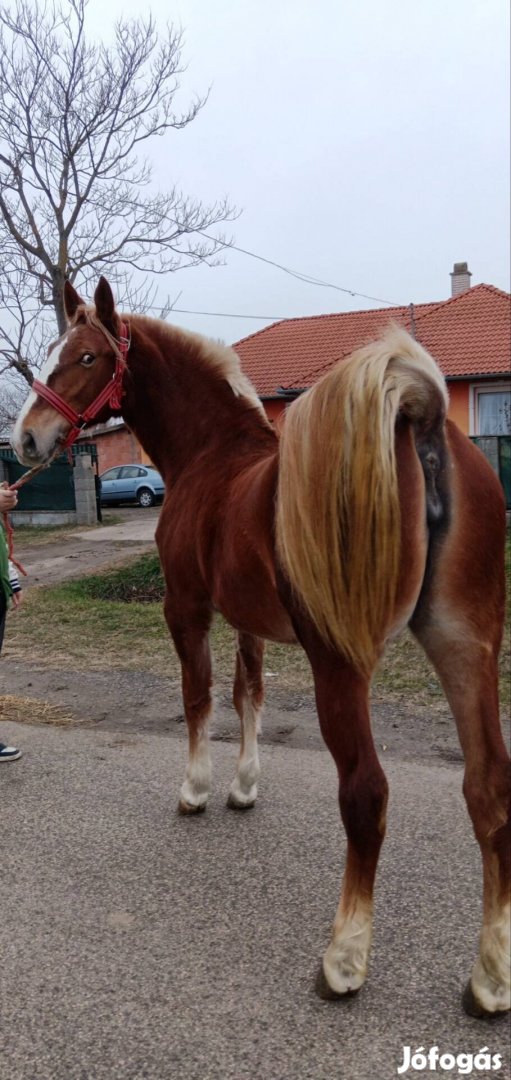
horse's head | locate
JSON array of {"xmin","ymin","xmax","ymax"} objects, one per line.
[{"xmin": 12, "ymin": 277, "xmax": 127, "ymax": 465}]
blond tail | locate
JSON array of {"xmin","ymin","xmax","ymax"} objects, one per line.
[{"xmin": 275, "ymin": 326, "xmax": 448, "ymax": 674}]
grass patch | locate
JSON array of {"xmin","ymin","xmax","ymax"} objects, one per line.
[
  {"xmin": 4, "ymin": 554, "xmax": 314, "ymax": 687},
  {"xmin": 5, "ymin": 538, "xmax": 510, "ymax": 711},
  {"xmin": 65, "ymin": 554, "xmax": 165, "ymax": 603},
  {"xmin": 5, "ymin": 583, "xmax": 173, "ymax": 674},
  {"xmin": 5, "ymin": 580, "xmax": 313, "ymax": 688}
]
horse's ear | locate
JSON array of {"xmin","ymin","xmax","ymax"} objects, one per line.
[
  {"xmin": 64, "ymin": 280, "xmax": 85, "ymax": 322},
  {"xmin": 94, "ymin": 277, "xmax": 116, "ymax": 327}
]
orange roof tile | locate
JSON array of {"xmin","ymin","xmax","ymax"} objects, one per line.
[{"xmin": 233, "ymin": 284, "xmax": 510, "ymax": 395}]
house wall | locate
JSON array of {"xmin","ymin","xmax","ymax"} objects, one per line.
[
  {"xmin": 446, "ymin": 381, "xmax": 469, "ymax": 434},
  {"xmin": 93, "ymin": 426, "xmax": 144, "ymax": 473},
  {"xmin": 263, "ymin": 384, "xmax": 472, "ymax": 434},
  {"xmin": 264, "ymin": 399, "xmax": 286, "ymax": 427}
]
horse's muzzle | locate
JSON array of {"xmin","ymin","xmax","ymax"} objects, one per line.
[
  {"xmin": 11, "ymin": 426, "xmax": 56, "ymax": 467},
  {"xmin": 20, "ymin": 429, "xmax": 38, "ymax": 461}
]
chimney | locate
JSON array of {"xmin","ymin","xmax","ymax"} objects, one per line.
[{"xmin": 450, "ymin": 261, "xmax": 472, "ymax": 297}]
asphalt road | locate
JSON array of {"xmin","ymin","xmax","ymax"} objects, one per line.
[{"xmin": 1, "ymin": 723, "xmax": 509, "ymax": 1080}]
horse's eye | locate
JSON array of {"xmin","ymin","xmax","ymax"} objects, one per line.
[{"xmin": 81, "ymin": 353, "xmax": 95, "ymax": 367}]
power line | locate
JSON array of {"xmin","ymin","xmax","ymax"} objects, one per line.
[
  {"xmin": 164, "ymin": 306, "xmax": 290, "ymax": 321},
  {"xmin": 141, "ymin": 234, "xmax": 400, "ymax": 321},
  {"xmin": 199, "ymin": 231, "xmax": 398, "ymax": 307}
]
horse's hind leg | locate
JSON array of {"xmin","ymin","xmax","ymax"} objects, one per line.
[
  {"xmin": 295, "ymin": 627, "xmax": 388, "ymax": 997},
  {"xmin": 316, "ymin": 658, "xmax": 387, "ymax": 997},
  {"xmin": 165, "ymin": 599, "xmax": 214, "ymax": 814},
  {"xmin": 411, "ymin": 524, "xmax": 510, "ymax": 1015},
  {"xmin": 227, "ymin": 632, "xmax": 264, "ymax": 810}
]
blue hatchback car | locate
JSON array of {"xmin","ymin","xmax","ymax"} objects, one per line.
[{"xmin": 99, "ymin": 464, "xmax": 165, "ymax": 508}]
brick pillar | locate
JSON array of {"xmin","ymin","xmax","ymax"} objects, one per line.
[{"xmin": 73, "ymin": 455, "xmax": 98, "ymax": 525}]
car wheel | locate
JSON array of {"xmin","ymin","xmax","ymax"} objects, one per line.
[{"xmin": 137, "ymin": 487, "xmax": 155, "ymax": 508}]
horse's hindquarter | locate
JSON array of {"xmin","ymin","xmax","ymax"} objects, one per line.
[
  {"xmin": 157, "ymin": 420, "xmax": 460, "ymax": 651},
  {"xmin": 388, "ymin": 418, "xmax": 502, "ymax": 642},
  {"xmin": 156, "ymin": 452, "xmax": 297, "ymax": 645},
  {"xmin": 213, "ymin": 421, "xmax": 439, "ymax": 648},
  {"xmin": 411, "ymin": 420, "xmax": 506, "ymax": 643}
]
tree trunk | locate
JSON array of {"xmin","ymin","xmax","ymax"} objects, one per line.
[{"xmin": 52, "ymin": 268, "xmax": 67, "ymax": 336}]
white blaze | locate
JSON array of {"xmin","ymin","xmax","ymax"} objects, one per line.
[{"xmin": 11, "ymin": 336, "xmax": 69, "ymax": 458}]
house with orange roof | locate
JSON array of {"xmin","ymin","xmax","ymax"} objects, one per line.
[
  {"xmin": 234, "ymin": 264, "xmax": 510, "ymax": 442},
  {"xmin": 75, "ymin": 264, "xmax": 509, "ymax": 503}
]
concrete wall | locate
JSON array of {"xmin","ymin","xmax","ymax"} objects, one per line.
[
  {"xmin": 9, "ymin": 456, "xmax": 97, "ymax": 527},
  {"xmin": 2, "ymin": 453, "xmax": 97, "ymax": 526},
  {"xmin": 10, "ymin": 511, "xmax": 77, "ymax": 527},
  {"xmin": 73, "ymin": 454, "xmax": 97, "ymax": 525}
]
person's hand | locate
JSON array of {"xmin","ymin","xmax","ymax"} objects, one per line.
[
  {"xmin": 0, "ymin": 483, "xmax": 18, "ymax": 512},
  {"xmin": 10, "ymin": 591, "xmax": 23, "ymax": 611}
]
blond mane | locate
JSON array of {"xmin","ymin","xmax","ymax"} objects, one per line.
[{"xmin": 131, "ymin": 315, "xmax": 269, "ymax": 422}]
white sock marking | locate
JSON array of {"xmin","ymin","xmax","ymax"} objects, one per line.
[
  {"xmin": 471, "ymin": 901, "xmax": 511, "ymax": 1013},
  {"xmin": 323, "ymin": 900, "xmax": 373, "ymax": 994}
]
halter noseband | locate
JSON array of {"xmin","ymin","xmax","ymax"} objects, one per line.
[{"xmin": 31, "ymin": 321, "xmax": 130, "ymax": 449}]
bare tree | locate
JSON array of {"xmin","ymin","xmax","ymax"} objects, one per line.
[
  {"xmin": 0, "ymin": 373, "xmax": 27, "ymax": 436},
  {"xmin": 0, "ymin": 0, "xmax": 235, "ymax": 385}
]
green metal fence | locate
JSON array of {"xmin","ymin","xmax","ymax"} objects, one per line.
[
  {"xmin": 0, "ymin": 445, "xmax": 97, "ymax": 512},
  {"xmin": 471, "ymin": 436, "xmax": 511, "ymax": 510}
]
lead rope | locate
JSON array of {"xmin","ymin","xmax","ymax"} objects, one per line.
[{"xmin": 3, "ymin": 457, "xmax": 59, "ymax": 577}]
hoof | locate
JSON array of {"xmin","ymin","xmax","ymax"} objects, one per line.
[
  {"xmin": 178, "ymin": 799, "xmax": 206, "ymax": 816},
  {"xmin": 462, "ymin": 981, "xmax": 510, "ymax": 1020},
  {"xmin": 315, "ymin": 964, "xmax": 361, "ymax": 1002},
  {"xmin": 226, "ymin": 792, "xmax": 256, "ymax": 811}
]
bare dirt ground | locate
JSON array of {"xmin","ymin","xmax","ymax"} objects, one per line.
[
  {"xmin": 3, "ymin": 507, "xmax": 509, "ymax": 769},
  {"xmin": 13, "ymin": 506, "xmax": 159, "ymax": 587}
]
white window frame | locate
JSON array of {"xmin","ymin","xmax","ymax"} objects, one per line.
[{"xmin": 469, "ymin": 381, "xmax": 511, "ymax": 436}]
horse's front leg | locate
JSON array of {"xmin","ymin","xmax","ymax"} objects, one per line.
[
  {"xmin": 165, "ymin": 599, "xmax": 214, "ymax": 814},
  {"xmin": 227, "ymin": 632, "xmax": 264, "ymax": 810}
]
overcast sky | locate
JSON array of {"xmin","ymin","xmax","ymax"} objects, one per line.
[{"xmin": 87, "ymin": 0, "xmax": 510, "ymax": 346}]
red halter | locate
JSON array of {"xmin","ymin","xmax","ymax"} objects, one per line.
[{"xmin": 31, "ymin": 322, "xmax": 130, "ymax": 449}]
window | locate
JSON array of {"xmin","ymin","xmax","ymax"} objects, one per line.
[
  {"xmin": 472, "ymin": 384, "xmax": 511, "ymax": 436},
  {"xmin": 101, "ymin": 467, "xmax": 121, "ymax": 481},
  {"xmin": 120, "ymin": 466, "xmax": 142, "ymax": 478}
]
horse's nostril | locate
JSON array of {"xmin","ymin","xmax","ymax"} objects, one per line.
[{"xmin": 22, "ymin": 429, "xmax": 37, "ymax": 457}]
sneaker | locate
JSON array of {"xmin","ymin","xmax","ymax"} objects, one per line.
[{"xmin": 0, "ymin": 743, "xmax": 22, "ymax": 762}]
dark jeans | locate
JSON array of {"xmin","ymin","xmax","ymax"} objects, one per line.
[{"xmin": 0, "ymin": 590, "xmax": 6, "ymax": 654}]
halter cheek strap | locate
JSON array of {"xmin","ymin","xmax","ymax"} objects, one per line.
[{"xmin": 31, "ymin": 322, "xmax": 130, "ymax": 450}]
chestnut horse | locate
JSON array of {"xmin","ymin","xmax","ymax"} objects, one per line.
[{"xmin": 11, "ymin": 277, "xmax": 510, "ymax": 1017}]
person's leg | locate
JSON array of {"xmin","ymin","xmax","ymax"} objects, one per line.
[
  {"xmin": 0, "ymin": 589, "xmax": 6, "ymax": 653},
  {"xmin": 0, "ymin": 589, "xmax": 22, "ymax": 761}
]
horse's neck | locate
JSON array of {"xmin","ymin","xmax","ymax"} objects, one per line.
[{"xmin": 121, "ymin": 320, "xmax": 276, "ymax": 482}]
